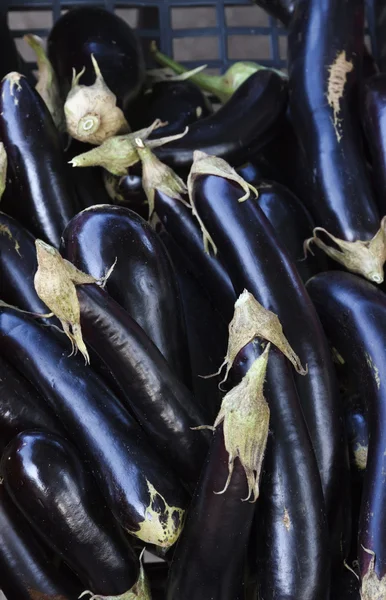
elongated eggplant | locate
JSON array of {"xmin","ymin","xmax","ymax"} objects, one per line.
[
  {"xmin": 255, "ymin": 180, "xmax": 328, "ymax": 282},
  {"xmin": 168, "ymin": 347, "xmax": 271, "ymax": 600},
  {"xmin": 61, "ymin": 205, "xmax": 190, "ymax": 384},
  {"xmin": 48, "ymin": 7, "xmax": 145, "ymax": 112},
  {"xmin": 330, "ymin": 567, "xmax": 360, "ymax": 600},
  {"xmin": 0, "ymin": 485, "xmax": 82, "ymax": 600},
  {"xmin": 0, "ymin": 73, "xmax": 77, "ymax": 247},
  {"xmin": 2, "ymin": 430, "xmax": 140, "ymax": 597},
  {"xmin": 367, "ymin": 0, "xmax": 386, "ymax": 72},
  {"xmin": 136, "ymin": 142, "xmax": 235, "ymax": 322},
  {"xmin": 148, "ymin": 69, "xmax": 288, "ymax": 169},
  {"xmin": 70, "ymin": 282, "xmax": 209, "ymax": 489},
  {"xmin": 188, "ymin": 154, "xmax": 349, "ymax": 563},
  {"xmin": 363, "ymin": 73, "xmax": 386, "ymax": 214},
  {"xmin": 288, "ymin": 0, "xmax": 386, "ymax": 282},
  {"xmin": 307, "ymin": 270, "xmax": 386, "ymax": 598},
  {"xmin": 160, "ymin": 231, "xmax": 227, "ymax": 421},
  {"xmin": 132, "ymin": 79, "xmax": 213, "ymax": 137},
  {"xmin": 0, "ymin": 304, "xmax": 187, "ymax": 547},
  {"xmin": 0, "ymin": 356, "xmax": 65, "ymax": 454},
  {"xmin": 252, "ymin": 0, "xmax": 296, "ymax": 26}
]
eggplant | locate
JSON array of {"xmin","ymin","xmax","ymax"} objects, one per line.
[
  {"xmin": 65, "ymin": 139, "xmax": 112, "ymax": 209},
  {"xmin": 0, "ymin": 356, "xmax": 65, "ymax": 454},
  {"xmin": 188, "ymin": 155, "xmax": 349, "ymax": 564},
  {"xmin": 307, "ymin": 270, "xmax": 386, "ymax": 597},
  {"xmin": 167, "ymin": 425, "xmax": 256, "ymax": 600},
  {"xmin": 70, "ymin": 282, "xmax": 210, "ymax": 489},
  {"xmin": 103, "ymin": 171, "xmax": 149, "ymax": 219},
  {"xmin": 149, "ymin": 69, "xmax": 288, "ymax": 169},
  {"xmin": 252, "ymin": 0, "xmax": 297, "ymax": 26},
  {"xmin": 288, "ymin": 0, "xmax": 386, "ymax": 282},
  {"xmin": 0, "ymin": 73, "xmax": 77, "ymax": 248},
  {"xmin": 2, "ymin": 430, "xmax": 140, "ymax": 597},
  {"xmin": 0, "ymin": 304, "xmax": 187, "ymax": 547},
  {"xmin": 0, "ymin": 212, "xmax": 51, "ymax": 318},
  {"xmin": 363, "ymin": 73, "xmax": 386, "ymax": 215},
  {"xmin": 160, "ymin": 231, "xmax": 227, "ymax": 421},
  {"xmin": 48, "ymin": 7, "xmax": 145, "ymax": 112},
  {"xmin": 330, "ymin": 567, "xmax": 360, "ymax": 600},
  {"xmin": 132, "ymin": 79, "xmax": 213, "ymax": 137},
  {"xmin": 367, "ymin": 0, "xmax": 386, "ymax": 72},
  {"xmin": 0, "ymin": 485, "xmax": 82, "ymax": 600},
  {"xmin": 255, "ymin": 180, "xmax": 328, "ymax": 282},
  {"xmin": 61, "ymin": 205, "xmax": 190, "ymax": 384},
  {"xmin": 167, "ymin": 346, "xmax": 272, "ymax": 600}
]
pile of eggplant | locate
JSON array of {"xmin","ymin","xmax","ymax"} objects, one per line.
[{"xmin": 2, "ymin": 0, "xmax": 386, "ymax": 598}]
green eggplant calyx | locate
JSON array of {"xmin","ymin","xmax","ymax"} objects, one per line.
[
  {"xmin": 360, "ymin": 547, "xmax": 386, "ymax": 600},
  {"xmin": 69, "ymin": 120, "xmax": 187, "ymax": 175},
  {"xmin": 204, "ymin": 289, "xmax": 307, "ymax": 386},
  {"xmin": 64, "ymin": 54, "xmax": 129, "ymax": 145},
  {"xmin": 187, "ymin": 150, "xmax": 258, "ymax": 256},
  {"xmin": 135, "ymin": 137, "xmax": 188, "ymax": 218},
  {"xmin": 24, "ymin": 33, "xmax": 65, "ymax": 132},
  {"xmin": 34, "ymin": 240, "xmax": 114, "ymax": 364},
  {"xmin": 79, "ymin": 555, "xmax": 151, "ymax": 599},
  {"xmin": 0, "ymin": 143, "xmax": 7, "ymax": 202},
  {"xmin": 305, "ymin": 218, "xmax": 386, "ymax": 284},
  {"xmin": 196, "ymin": 345, "xmax": 271, "ymax": 502}
]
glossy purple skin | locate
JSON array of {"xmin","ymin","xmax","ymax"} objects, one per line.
[
  {"xmin": 0, "ymin": 75, "xmax": 77, "ymax": 248},
  {"xmin": 307, "ymin": 271, "xmax": 386, "ymax": 581},
  {"xmin": 288, "ymin": 0, "xmax": 380, "ymax": 241},
  {"xmin": 363, "ymin": 73, "xmax": 386, "ymax": 214},
  {"xmin": 2, "ymin": 431, "xmax": 139, "ymax": 595},
  {"xmin": 61, "ymin": 205, "xmax": 190, "ymax": 385}
]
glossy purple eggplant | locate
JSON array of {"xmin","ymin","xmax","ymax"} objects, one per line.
[
  {"xmin": 0, "ymin": 305, "xmax": 187, "ymax": 548},
  {"xmin": 153, "ymin": 69, "xmax": 288, "ymax": 169},
  {"xmin": 154, "ymin": 190, "xmax": 236, "ymax": 323},
  {"xmin": 76, "ymin": 283, "xmax": 210, "ymax": 489},
  {"xmin": 363, "ymin": 73, "xmax": 386, "ymax": 214},
  {"xmin": 47, "ymin": 7, "xmax": 145, "ymax": 111},
  {"xmin": 0, "ymin": 485, "xmax": 82, "ymax": 600},
  {"xmin": 2, "ymin": 430, "xmax": 139, "ymax": 596},
  {"xmin": 288, "ymin": 0, "xmax": 384, "ymax": 281},
  {"xmin": 191, "ymin": 170, "xmax": 349, "ymax": 564},
  {"xmin": 61, "ymin": 204, "xmax": 190, "ymax": 384},
  {"xmin": 0, "ymin": 73, "xmax": 77, "ymax": 247},
  {"xmin": 0, "ymin": 356, "xmax": 65, "ymax": 454},
  {"xmin": 307, "ymin": 271, "xmax": 386, "ymax": 596}
]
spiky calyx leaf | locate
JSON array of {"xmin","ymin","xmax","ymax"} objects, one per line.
[
  {"xmin": 360, "ymin": 547, "xmax": 386, "ymax": 600},
  {"xmin": 187, "ymin": 150, "xmax": 258, "ymax": 254},
  {"xmin": 34, "ymin": 240, "xmax": 114, "ymax": 363},
  {"xmin": 197, "ymin": 344, "xmax": 271, "ymax": 502},
  {"xmin": 24, "ymin": 34, "xmax": 65, "ymax": 132},
  {"xmin": 69, "ymin": 120, "xmax": 188, "ymax": 175},
  {"xmin": 64, "ymin": 54, "xmax": 129, "ymax": 145},
  {"xmin": 135, "ymin": 137, "xmax": 188, "ymax": 218},
  {"xmin": 305, "ymin": 220, "xmax": 386, "ymax": 284}
]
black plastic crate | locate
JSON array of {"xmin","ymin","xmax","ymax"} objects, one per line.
[{"xmin": 6, "ymin": 0, "xmax": 287, "ymax": 73}]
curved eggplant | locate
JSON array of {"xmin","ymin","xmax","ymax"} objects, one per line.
[
  {"xmin": 154, "ymin": 190, "xmax": 236, "ymax": 322},
  {"xmin": 0, "ymin": 485, "xmax": 82, "ymax": 600},
  {"xmin": 0, "ymin": 356, "xmax": 65, "ymax": 454},
  {"xmin": 189, "ymin": 156, "xmax": 349, "ymax": 564},
  {"xmin": 0, "ymin": 73, "xmax": 77, "ymax": 247},
  {"xmin": 61, "ymin": 205, "xmax": 190, "ymax": 384},
  {"xmin": 255, "ymin": 180, "xmax": 328, "ymax": 282},
  {"xmin": 363, "ymin": 73, "xmax": 386, "ymax": 215},
  {"xmin": 73, "ymin": 283, "xmax": 210, "ymax": 489},
  {"xmin": 252, "ymin": 0, "xmax": 296, "ymax": 26},
  {"xmin": 103, "ymin": 171, "xmax": 149, "ymax": 219},
  {"xmin": 288, "ymin": 0, "xmax": 385, "ymax": 282},
  {"xmin": 307, "ymin": 270, "xmax": 386, "ymax": 597},
  {"xmin": 151, "ymin": 69, "xmax": 288, "ymax": 169},
  {"xmin": 48, "ymin": 7, "xmax": 145, "ymax": 112},
  {"xmin": 0, "ymin": 304, "xmax": 187, "ymax": 548},
  {"xmin": 2, "ymin": 430, "xmax": 139, "ymax": 597},
  {"xmin": 133, "ymin": 79, "xmax": 213, "ymax": 136}
]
